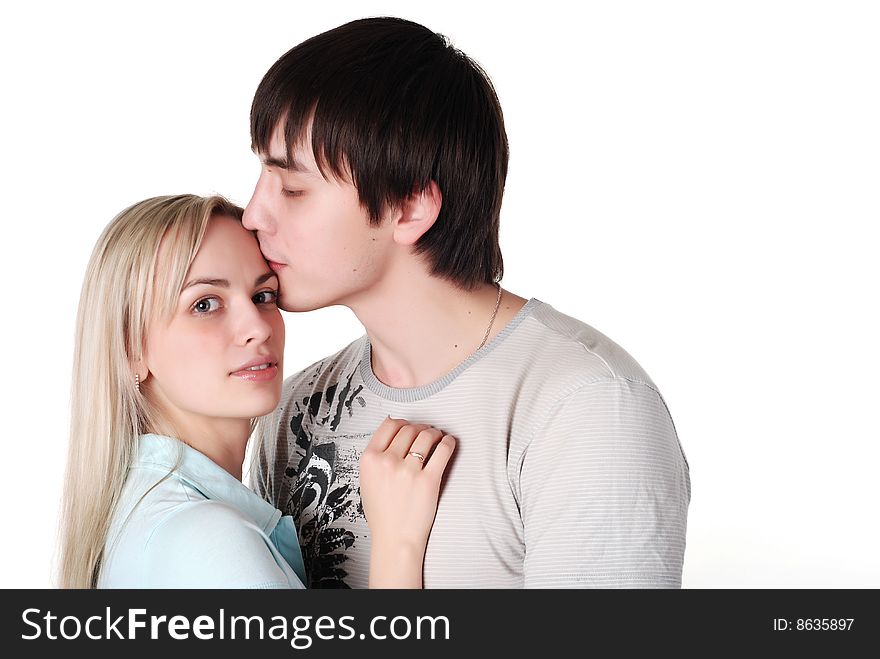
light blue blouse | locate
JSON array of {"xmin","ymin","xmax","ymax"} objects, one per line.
[{"xmin": 98, "ymin": 433, "xmax": 306, "ymax": 589}]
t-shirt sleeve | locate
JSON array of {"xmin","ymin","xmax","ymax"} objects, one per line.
[
  {"xmin": 143, "ymin": 500, "xmax": 304, "ymax": 589},
  {"xmin": 519, "ymin": 378, "xmax": 691, "ymax": 588},
  {"xmin": 248, "ymin": 388, "xmax": 297, "ymax": 514},
  {"xmin": 249, "ymin": 407, "xmax": 284, "ymax": 506}
]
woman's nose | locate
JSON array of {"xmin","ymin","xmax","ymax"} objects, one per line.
[{"xmin": 238, "ymin": 302, "xmax": 273, "ymax": 346}]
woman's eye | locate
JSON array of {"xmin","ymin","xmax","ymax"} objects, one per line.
[
  {"xmin": 192, "ymin": 297, "xmax": 221, "ymax": 314},
  {"xmin": 254, "ymin": 290, "xmax": 279, "ymax": 305},
  {"xmin": 282, "ymin": 189, "xmax": 303, "ymax": 198}
]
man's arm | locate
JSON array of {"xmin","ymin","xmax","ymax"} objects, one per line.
[{"xmin": 519, "ymin": 378, "xmax": 691, "ymax": 588}]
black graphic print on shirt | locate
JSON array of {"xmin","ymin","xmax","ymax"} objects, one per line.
[{"xmin": 282, "ymin": 362, "xmax": 369, "ymax": 588}]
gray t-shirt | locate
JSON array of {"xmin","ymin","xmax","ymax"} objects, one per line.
[{"xmin": 255, "ymin": 298, "xmax": 691, "ymax": 588}]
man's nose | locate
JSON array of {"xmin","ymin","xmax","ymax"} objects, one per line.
[{"xmin": 242, "ymin": 176, "xmax": 268, "ymax": 231}]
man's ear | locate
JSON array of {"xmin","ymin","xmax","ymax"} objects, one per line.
[{"xmin": 391, "ymin": 180, "xmax": 442, "ymax": 246}]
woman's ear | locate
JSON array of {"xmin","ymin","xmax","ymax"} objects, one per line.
[
  {"xmin": 132, "ymin": 358, "xmax": 148, "ymax": 387},
  {"xmin": 391, "ymin": 180, "xmax": 442, "ymax": 246}
]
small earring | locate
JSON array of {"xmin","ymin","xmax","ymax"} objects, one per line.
[{"xmin": 135, "ymin": 373, "xmax": 140, "ymax": 394}]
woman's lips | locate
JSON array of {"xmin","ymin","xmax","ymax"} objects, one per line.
[
  {"xmin": 267, "ymin": 261, "xmax": 286, "ymax": 272},
  {"xmin": 230, "ymin": 364, "xmax": 279, "ymax": 382}
]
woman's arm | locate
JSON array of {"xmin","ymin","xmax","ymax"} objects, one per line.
[
  {"xmin": 359, "ymin": 416, "xmax": 456, "ymax": 588},
  {"xmin": 143, "ymin": 500, "xmax": 304, "ymax": 589}
]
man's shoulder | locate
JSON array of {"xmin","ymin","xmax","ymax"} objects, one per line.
[
  {"xmin": 519, "ymin": 300, "xmax": 658, "ymax": 391},
  {"xmin": 280, "ymin": 335, "xmax": 366, "ymax": 400}
]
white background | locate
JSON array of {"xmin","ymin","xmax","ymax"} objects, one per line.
[{"xmin": 1, "ymin": 0, "xmax": 877, "ymax": 588}]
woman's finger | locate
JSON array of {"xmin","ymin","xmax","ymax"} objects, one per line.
[
  {"xmin": 365, "ymin": 416, "xmax": 410, "ymax": 454},
  {"xmin": 387, "ymin": 423, "xmax": 432, "ymax": 458},
  {"xmin": 404, "ymin": 428, "xmax": 445, "ymax": 470},
  {"xmin": 423, "ymin": 435, "xmax": 457, "ymax": 478}
]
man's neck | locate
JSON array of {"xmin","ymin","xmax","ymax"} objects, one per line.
[{"xmin": 348, "ymin": 275, "xmax": 528, "ymax": 389}]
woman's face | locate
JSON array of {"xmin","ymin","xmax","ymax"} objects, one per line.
[{"xmin": 143, "ymin": 215, "xmax": 285, "ymax": 432}]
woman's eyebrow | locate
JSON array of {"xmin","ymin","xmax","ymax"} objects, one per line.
[
  {"xmin": 183, "ymin": 273, "xmax": 277, "ymax": 290},
  {"xmin": 183, "ymin": 277, "xmax": 229, "ymax": 290}
]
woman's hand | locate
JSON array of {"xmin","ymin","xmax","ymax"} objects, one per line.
[{"xmin": 360, "ymin": 416, "xmax": 456, "ymax": 588}]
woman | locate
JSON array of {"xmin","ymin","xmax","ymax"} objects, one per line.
[{"xmin": 58, "ymin": 194, "xmax": 454, "ymax": 588}]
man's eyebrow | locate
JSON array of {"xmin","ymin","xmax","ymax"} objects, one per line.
[
  {"xmin": 260, "ymin": 154, "xmax": 310, "ymax": 173},
  {"xmin": 183, "ymin": 273, "xmax": 277, "ymax": 290}
]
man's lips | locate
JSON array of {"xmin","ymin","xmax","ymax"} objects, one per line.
[{"xmin": 258, "ymin": 242, "xmax": 286, "ymax": 271}]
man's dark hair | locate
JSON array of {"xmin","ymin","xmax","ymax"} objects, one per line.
[{"xmin": 251, "ymin": 17, "xmax": 507, "ymax": 290}]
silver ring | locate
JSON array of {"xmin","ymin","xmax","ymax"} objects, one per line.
[{"xmin": 407, "ymin": 451, "xmax": 425, "ymax": 463}]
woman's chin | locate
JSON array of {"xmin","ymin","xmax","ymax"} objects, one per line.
[
  {"xmin": 222, "ymin": 393, "xmax": 282, "ymax": 420},
  {"xmin": 250, "ymin": 397, "xmax": 282, "ymax": 418}
]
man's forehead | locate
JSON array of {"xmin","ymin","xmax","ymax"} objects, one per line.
[
  {"xmin": 253, "ymin": 139, "xmax": 313, "ymax": 174},
  {"xmin": 250, "ymin": 115, "xmax": 321, "ymax": 172}
]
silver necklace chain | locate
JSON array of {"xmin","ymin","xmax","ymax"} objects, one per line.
[{"xmin": 477, "ymin": 283, "xmax": 503, "ymax": 351}]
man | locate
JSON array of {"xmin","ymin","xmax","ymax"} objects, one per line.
[{"xmin": 243, "ymin": 17, "xmax": 690, "ymax": 588}]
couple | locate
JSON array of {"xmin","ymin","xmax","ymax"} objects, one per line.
[{"xmin": 59, "ymin": 17, "xmax": 691, "ymax": 589}]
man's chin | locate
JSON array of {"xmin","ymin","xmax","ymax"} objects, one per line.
[{"xmin": 278, "ymin": 296, "xmax": 327, "ymax": 313}]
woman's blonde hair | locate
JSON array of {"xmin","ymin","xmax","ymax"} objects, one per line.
[{"xmin": 59, "ymin": 194, "xmax": 245, "ymax": 588}]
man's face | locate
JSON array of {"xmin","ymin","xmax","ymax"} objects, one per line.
[{"xmin": 242, "ymin": 123, "xmax": 394, "ymax": 311}]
